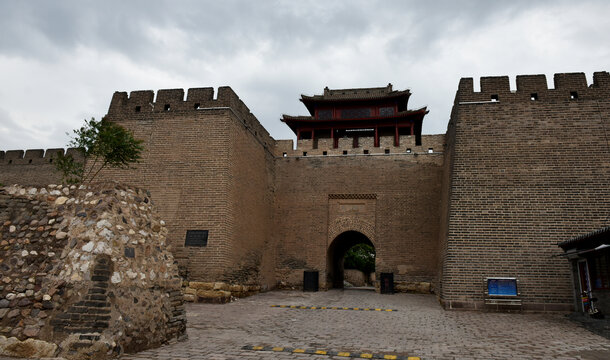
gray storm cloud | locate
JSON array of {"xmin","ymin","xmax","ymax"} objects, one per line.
[{"xmin": 0, "ymin": 0, "xmax": 608, "ymax": 150}]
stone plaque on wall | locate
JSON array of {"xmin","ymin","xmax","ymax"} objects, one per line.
[{"xmin": 185, "ymin": 230, "xmax": 208, "ymax": 247}]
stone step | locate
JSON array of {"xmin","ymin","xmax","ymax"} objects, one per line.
[{"xmin": 79, "ymin": 333, "xmax": 101, "ymax": 341}]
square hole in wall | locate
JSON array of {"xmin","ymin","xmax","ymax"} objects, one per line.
[
  {"xmin": 363, "ymin": 149, "xmax": 369, "ymax": 154},
  {"xmin": 282, "ymin": 152, "xmax": 287, "ymax": 157},
  {"xmin": 530, "ymin": 93, "xmax": 538, "ymax": 101},
  {"xmin": 323, "ymin": 151, "xmax": 328, "ymax": 156},
  {"xmin": 490, "ymin": 94, "xmax": 499, "ymax": 102},
  {"xmin": 185, "ymin": 230, "xmax": 208, "ymax": 247},
  {"xmin": 428, "ymin": 148, "xmax": 434, "ymax": 153},
  {"xmin": 570, "ymin": 91, "xmax": 578, "ymax": 100},
  {"xmin": 303, "ymin": 152, "xmax": 307, "ymax": 156},
  {"xmin": 164, "ymin": 104, "xmax": 171, "ymax": 111},
  {"xmin": 384, "ymin": 149, "xmax": 390, "ymax": 154},
  {"xmin": 135, "ymin": 106, "xmax": 141, "ymax": 113},
  {"xmin": 193, "ymin": 103, "xmax": 200, "ymax": 109},
  {"xmin": 406, "ymin": 148, "xmax": 412, "ymax": 153}
]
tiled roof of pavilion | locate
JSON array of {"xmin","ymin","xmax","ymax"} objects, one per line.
[{"xmin": 300, "ymin": 83, "xmax": 410, "ymax": 102}]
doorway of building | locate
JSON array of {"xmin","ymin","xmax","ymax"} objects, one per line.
[
  {"xmin": 578, "ymin": 259, "xmax": 592, "ymax": 312},
  {"xmin": 327, "ymin": 231, "xmax": 375, "ymax": 289}
]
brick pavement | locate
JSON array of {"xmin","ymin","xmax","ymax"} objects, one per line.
[
  {"xmin": 117, "ymin": 289, "xmax": 610, "ymax": 360},
  {"xmin": 1, "ymin": 289, "xmax": 608, "ymax": 360}
]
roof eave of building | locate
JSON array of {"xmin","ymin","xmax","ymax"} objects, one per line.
[
  {"xmin": 299, "ymin": 90, "xmax": 412, "ymax": 115},
  {"xmin": 282, "ymin": 107, "xmax": 427, "ymax": 122},
  {"xmin": 558, "ymin": 225, "xmax": 610, "ymax": 250}
]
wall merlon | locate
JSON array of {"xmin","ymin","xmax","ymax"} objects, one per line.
[
  {"xmin": 516, "ymin": 74, "xmax": 548, "ymax": 91},
  {"xmin": 593, "ymin": 71, "xmax": 610, "ymax": 87},
  {"xmin": 5, "ymin": 150, "xmax": 24, "ymax": 160},
  {"xmin": 129, "ymin": 90, "xmax": 155, "ymax": 105},
  {"xmin": 109, "ymin": 92, "xmax": 128, "ymax": 113},
  {"xmin": 458, "ymin": 78, "xmax": 474, "ymax": 93},
  {"xmin": 155, "ymin": 89, "xmax": 185, "ymax": 108},
  {"xmin": 480, "ymin": 76, "xmax": 510, "ymax": 94},
  {"xmin": 216, "ymin": 86, "xmax": 244, "ymax": 112},
  {"xmin": 274, "ymin": 140, "xmax": 294, "ymax": 156},
  {"xmin": 553, "ymin": 72, "xmax": 588, "ymax": 89},
  {"xmin": 186, "ymin": 87, "xmax": 215, "ymax": 103},
  {"xmin": 24, "ymin": 149, "xmax": 45, "ymax": 159},
  {"xmin": 0, "ymin": 151, "xmax": 4, "ymax": 160},
  {"xmin": 44, "ymin": 148, "xmax": 65, "ymax": 159},
  {"xmin": 65, "ymin": 147, "xmax": 85, "ymax": 161}
]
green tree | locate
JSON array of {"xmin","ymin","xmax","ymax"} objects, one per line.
[
  {"xmin": 344, "ymin": 243, "xmax": 375, "ymax": 274},
  {"xmin": 56, "ymin": 117, "xmax": 144, "ymax": 184}
]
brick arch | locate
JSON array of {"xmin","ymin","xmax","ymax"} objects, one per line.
[{"xmin": 328, "ymin": 217, "xmax": 375, "ymax": 247}]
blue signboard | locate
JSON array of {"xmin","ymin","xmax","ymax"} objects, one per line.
[{"xmin": 487, "ymin": 278, "xmax": 518, "ymax": 296}]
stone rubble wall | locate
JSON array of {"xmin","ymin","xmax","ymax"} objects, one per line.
[{"xmin": 0, "ymin": 183, "xmax": 186, "ymax": 359}]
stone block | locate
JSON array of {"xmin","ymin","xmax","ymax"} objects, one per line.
[
  {"xmin": 394, "ymin": 284, "xmax": 408, "ymax": 293},
  {"xmin": 183, "ymin": 294, "xmax": 196, "ymax": 302},
  {"xmin": 184, "ymin": 287, "xmax": 197, "ymax": 295},
  {"xmin": 0, "ymin": 336, "xmax": 57, "ymax": 358},
  {"xmin": 416, "ymin": 282, "xmax": 431, "ymax": 293},
  {"xmin": 229, "ymin": 284, "xmax": 243, "ymax": 293},
  {"xmin": 196, "ymin": 290, "xmax": 231, "ymax": 304},
  {"xmin": 188, "ymin": 281, "xmax": 214, "ymax": 290},
  {"xmin": 213, "ymin": 282, "xmax": 229, "ymax": 291}
]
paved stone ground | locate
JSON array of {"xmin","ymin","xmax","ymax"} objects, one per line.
[{"xmin": 117, "ymin": 289, "xmax": 610, "ymax": 360}]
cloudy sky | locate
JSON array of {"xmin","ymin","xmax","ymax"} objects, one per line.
[{"xmin": 1, "ymin": 0, "xmax": 609, "ymax": 151}]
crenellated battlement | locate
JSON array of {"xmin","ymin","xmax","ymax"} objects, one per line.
[
  {"xmin": 456, "ymin": 71, "xmax": 610, "ymax": 103},
  {"xmin": 275, "ymin": 134, "xmax": 445, "ymax": 158},
  {"xmin": 0, "ymin": 148, "xmax": 82, "ymax": 165},
  {"xmin": 107, "ymin": 86, "xmax": 274, "ymax": 149}
]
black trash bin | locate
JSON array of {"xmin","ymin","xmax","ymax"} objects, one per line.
[
  {"xmin": 380, "ymin": 272, "xmax": 394, "ymax": 294},
  {"xmin": 303, "ymin": 271, "xmax": 319, "ymax": 292}
]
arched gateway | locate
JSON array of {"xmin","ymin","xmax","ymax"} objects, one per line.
[{"xmin": 327, "ymin": 231, "xmax": 375, "ymax": 289}]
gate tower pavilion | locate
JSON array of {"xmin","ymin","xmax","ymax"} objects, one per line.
[{"xmin": 282, "ymin": 84, "xmax": 428, "ymax": 149}]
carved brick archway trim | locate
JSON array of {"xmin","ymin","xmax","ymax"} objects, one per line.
[{"xmin": 328, "ymin": 217, "xmax": 376, "ymax": 247}]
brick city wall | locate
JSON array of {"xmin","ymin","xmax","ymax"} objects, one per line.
[
  {"xmin": 2, "ymin": 72, "xmax": 608, "ymax": 310},
  {"xmin": 273, "ymin": 134, "xmax": 445, "ymax": 290},
  {"xmin": 98, "ymin": 87, "xmax": 277, "ymax": 289},
  {"xmin": 225, "ymin": 106, "xmax": 276, "ymax": 288},
  {"xmin": 440, "ymin": 72, "xmax": 610, "ymax": 311},
  {"xmin": 0, "ymin": 149, "xmax": 82, "ymax": 186}
]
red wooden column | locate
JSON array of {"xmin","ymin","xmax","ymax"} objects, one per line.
[
  {"xmin": 374, "ymin": 126, "xmax": 379, "ymax": 147},
  {"xmin": 297, "ymin": 129, "xmax": 301, "ymax": 140},
  {"xmin": 332, "ymin": 128, "xmax": 338, "ymax": 148},
  {"xmin": 410, "ymin": 124, "xmax": 414, "ymax": 136},
  {"xmin": 394, "ymin": 124, "xmax": 399, "ymax": 147}
]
